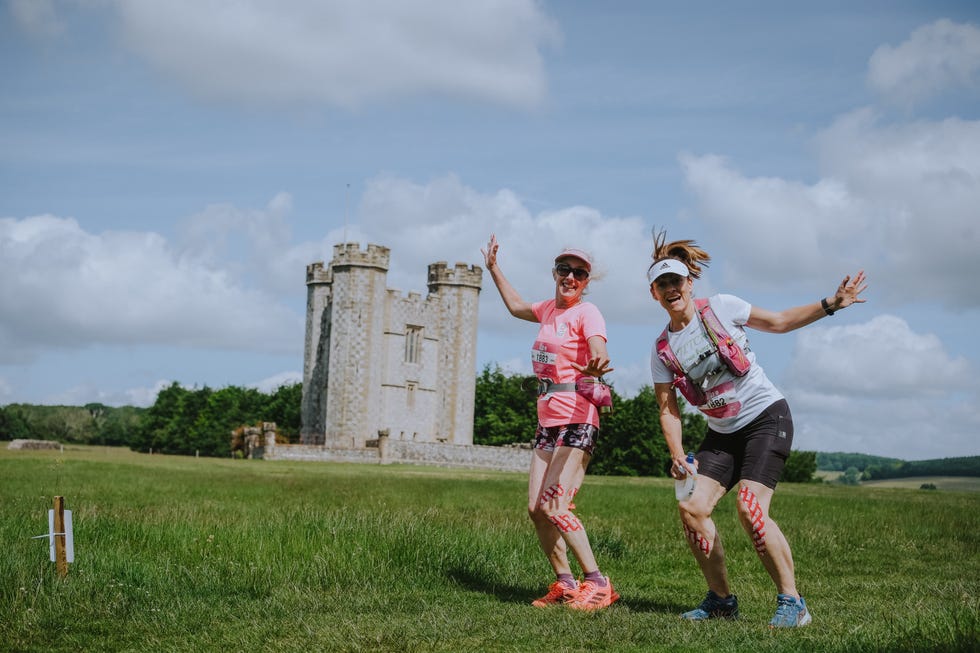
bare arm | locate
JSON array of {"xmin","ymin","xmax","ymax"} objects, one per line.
[
  {"xmin": 481, "ymin": 234, "xmax": 536, "ymax": 322},
  {"xmin": 655, "ymin": 382, "xmax": 695, "ymax": 479},
  {"xmin": 571, "ymin": 335, "xmax": 615, "ymax": 377},
  {"xmin": 746, "ymin": 269, "xmax": 868, "ymax": 333}
]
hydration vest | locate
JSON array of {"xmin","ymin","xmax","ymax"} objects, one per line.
[{"xmin": 655, "ymin": 298, "xmax": 751, "ymax": 406}]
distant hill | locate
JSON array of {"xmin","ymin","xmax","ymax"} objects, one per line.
[
  {"xmin": 817, "ymin": 452, "xmax": 980, "ymax": 479},
  {"xmin": 817, "ymin": 452, "xmax": 903, "ymax": 472}
]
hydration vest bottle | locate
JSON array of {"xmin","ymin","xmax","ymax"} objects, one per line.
[{"xmin": 674, "ymin": 452, "xmax": 697, "ymax": 500}]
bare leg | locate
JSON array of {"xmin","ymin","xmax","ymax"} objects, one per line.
[
  {"xmin": 530, "ymin": 447, "xmax": 598, "ymax": 574},
  {"xmin": 528, "ymin": 449, "xmax": 571, "ymax": 575},
  {"xmin": 677, "ymin": 476, "xmax": 732, "ymax": 596},
  {"xmin": 736, "ymin": 480, "xmax": 798, "ymax": 597}
]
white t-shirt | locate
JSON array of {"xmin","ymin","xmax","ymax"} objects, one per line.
[{"xmin": 649, "ymin": 293, "xmax": 783, "ymax": 433}]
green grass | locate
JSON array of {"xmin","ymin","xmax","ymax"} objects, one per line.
[{"xmin": 1, "ymin": 445, "xmax": 978, "ymax": 652}]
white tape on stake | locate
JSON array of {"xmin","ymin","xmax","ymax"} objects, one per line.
[{"xmin": 47, "ymin": 509, "xmax": 75, "ymax": 563}]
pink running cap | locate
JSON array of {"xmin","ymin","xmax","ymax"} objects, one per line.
[{"xmin": 555, "ymin": 248, "xmax": 593, "ymax": 271}]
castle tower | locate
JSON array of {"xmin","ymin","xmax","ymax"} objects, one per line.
[
  {"xmin": 301, "ymin": 261, "xmax": 332, "ymax": 443},
  {"xmin": 301, "ymin": 243, "xmax": 482, "ymax": 449},
  {"xmin": 301, "ymin": 243, "xmax": 391, "ymax": 446},
  {"xmin": 427, "ymin": 262, "xmax": 483, "ymax": 445}
]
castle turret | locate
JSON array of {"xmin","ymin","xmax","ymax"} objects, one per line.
[
  {"xmin": 301, "ymin": 261, "xmax": 332, "ymax": 443},
  {"xmin": 427, "ymin": 262, "xmax": 483, "ymax": 445},
  {"xmin": 323, "ymin": 244, "xmax": 390, "ymax": 448}
]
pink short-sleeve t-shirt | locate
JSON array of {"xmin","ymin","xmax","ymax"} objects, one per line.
[{"xmin": 531, "ymin": 299, "xmax": 608, "ymax": 428}]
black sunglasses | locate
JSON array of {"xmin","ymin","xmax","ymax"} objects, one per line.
[{"xmin": 554, "ymin": 262, "xmax": 589, "ymax": 281}]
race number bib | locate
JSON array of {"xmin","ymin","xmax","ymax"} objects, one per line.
[
  {"xmin": 700, "ymin": 380, "xmax": 742, "ymax": 419},
  {"xmin": 531, "ymin": 341, "xmax": 558, "ymax": 378}
]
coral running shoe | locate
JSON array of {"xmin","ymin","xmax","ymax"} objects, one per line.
[
  {"xmin": 566, "ymin": 577, "xmax": 619, "ymax": 611},
  {"xmin": 531, "ymin": 581, "xmax": 579, "ymax": 607}
]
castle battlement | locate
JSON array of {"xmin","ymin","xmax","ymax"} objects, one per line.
[
  {"xmin": 427, "ymin": 262, "xmax": 483, "ymax": 292},
  {"xmin": 306, "ymin": 261, "xmax": 331, "ymax": 284},
  {"xmin": 331, "ymin": 242, "xmax": 390, "ymax": 271}
]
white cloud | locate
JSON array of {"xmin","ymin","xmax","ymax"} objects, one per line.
[
  {"xmin": 785, "ymin": 315, "xmax": 971, "ymax": 398},
  {"xmin": 249, "ymin": 370, "xmax": 302, "ymax": 394},
  {"xmin": 679, "ymin": 152, "xmax": 868, "ymax": 288},
  {"xmin": 790, "ymin": 387, "xmax": 980, "ymax": 460},
  {"xmin": 0, "ymin": 211, "xmax": 304, "ymax": 364},
  {"xmin": 784, "ymin": 315, "xmax": 979, "ymax": 459},
  {"xmin": 678, "ymin": 108, "xmax": 980, "ymax": 308},
  {"xmin": 108, "ymin": 0, "xmax": 559, "ymax": 109},
  {"xmin": 123, "ymin": 379, "xmax": 176, "ymax": 408},
  {"xmin": 176, "ymin": 192, "xmax": 327, "ymax": 296},
  {"xmin": 356, "ymin": 173, "xmax": 658, "ymax": 330},
  {"xmin": 868, "ymin": 19, "xmax": 980, "ymax": 105},
  {"xmin": 815, "ymin": 109, "xmax": 980, "ymax": 307},
  {"xmin": 7, "ymin": 0, "xmax": 64, "ymax": 38}
]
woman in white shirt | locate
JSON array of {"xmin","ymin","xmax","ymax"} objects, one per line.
[{"xmin": 648, "ymin": 230, "xmax": 866, "ymax": 628}]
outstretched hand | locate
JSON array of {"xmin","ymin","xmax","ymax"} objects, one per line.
[
  {"xmin": 572, "ymin": 356, "xmax": 615, "ymax": 378},
  {"xmin": 481, "ymin": 234, "xmax": 499, "ymax": 271},
  {"xmin": 832, "ymin": 270, "xmax": 868, "ymax": 311}
]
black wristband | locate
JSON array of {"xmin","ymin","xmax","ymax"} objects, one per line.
[{"xmin": 821, "ymin": 298, "xmax": 835, "ymax": 316}]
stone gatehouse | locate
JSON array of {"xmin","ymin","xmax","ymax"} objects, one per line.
[
  {"xmin": 300, "ymin": 242, "xmax": 483, "ymax": 449},
  {"xmin": 257, "ymin": 242, "xmax": 530, "ymax": 473}
]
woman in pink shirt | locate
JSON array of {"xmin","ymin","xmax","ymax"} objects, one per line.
[{"xmin": 482, "ymin": 234, "xmax": 619, "ymax": 611}]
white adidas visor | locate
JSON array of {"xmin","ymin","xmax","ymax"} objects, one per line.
[{"xmin": 648, "ymin": 259, "xmax": 690, "ymax": 284}]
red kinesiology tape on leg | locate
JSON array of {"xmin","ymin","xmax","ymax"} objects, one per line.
[
  {"xmin": 549, "ymin": 512, "xmax": 583, "ymax": 533},
  {"xmin": 738, "ymin": 486, "xmax": 767, "ymax": 555},
  {"xmin": 540, "ymin": 483, "xmax": 565, "ymax": 504},
  {"xmin": 683, "ymin": 523, "xmax": 712, "ymax": 556}
]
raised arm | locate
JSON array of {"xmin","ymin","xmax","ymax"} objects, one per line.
[
  {"xmin": 481, "ymin": 234, "xmax": 536, "ymax": 322},
  {"xmin": 746, "ymin": 270, "xmax": 868, "ymax": 334}
]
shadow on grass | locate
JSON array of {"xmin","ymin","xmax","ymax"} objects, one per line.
[
  {"xmin": 447, "ymin": 566, "xmax": 538, "ymax": 604},
  {"xmin": 446, "ymin": 566, "xmax": 688, "ymax": 613}
]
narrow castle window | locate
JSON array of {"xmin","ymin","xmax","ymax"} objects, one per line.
[
  {"xmin": 406, "ymin": 382, "xmax": 416, "ymax": 408},
  {"xmin": 405, "ymin": 325, "xmax": 423, "ymax": 364}
]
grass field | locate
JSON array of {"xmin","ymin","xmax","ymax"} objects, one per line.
[
  {"xmin": 1, "ymin": 444, "xmax": 977, "ymax": 652},
  {"xmin": 861, "ymin": 476, "xmax": 980, "ymax": 492},
  {"xmin": 815, "ymin": 471, "xmax": 980, "ymax": 493}
]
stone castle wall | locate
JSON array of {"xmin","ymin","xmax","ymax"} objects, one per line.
[{"xmin": 259, "ymin": 438, "xmax": 531, "ymax": 473}]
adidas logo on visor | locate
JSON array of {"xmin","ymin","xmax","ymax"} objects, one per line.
[{"xmin": 649, "ymin": 258, "xmax": 690, "ymax": 283}]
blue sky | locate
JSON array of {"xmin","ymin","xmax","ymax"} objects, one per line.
[{"xmin": 2, "ymin": 1, "xmax": 978, "ymax": 460}]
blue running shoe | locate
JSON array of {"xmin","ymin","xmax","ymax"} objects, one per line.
[
  {"xmin": 680, "ymin": 590, "xmax": 739, "ymax": 620},
  {"xmin": 769, "ymin": 594, "xmax": 812, "ymax": 628}
]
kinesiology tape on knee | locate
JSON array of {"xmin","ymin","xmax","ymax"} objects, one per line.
[
  {"xmin": 683, "ymin": 523, "xmax": 712, "ymax": 556},
  {"xmin": 540, "ymin": 483, "xmax": 565, "ymax": 504},
  {"xmin": 738, "ymin": 486, "xmax": 767, "ymax": 555},
  {"xmin": 549, "ymin": 512, "xmax": 583, "ymax": 533}
]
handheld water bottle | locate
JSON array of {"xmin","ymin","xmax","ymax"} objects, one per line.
[{"xmin": 674, "ymin": 452, "xmax": 697, "ymax": 500}]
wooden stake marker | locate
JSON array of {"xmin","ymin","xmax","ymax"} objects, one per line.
[
  {"xmin": 31, "ymin": 496, "xmax": 75, "ymax": 577},
  {"xmin": 53, "ymin": 496, "xmax": 68, "ymax": 577}
]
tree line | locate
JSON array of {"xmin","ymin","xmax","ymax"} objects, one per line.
[
  {"xmin": 1, "ymin": 366, "xmax": 820, "ymax": 480},
  {"xmin": 816, "ymin": 451, "xmax": 980, "ymax": 482},
  {"xmin": 0, "ymin": 382, "xmax": 302, "ymax": 458},
  {"xmin": 474, "ymin": 364, "xmax": 818, "ymax": 481}
]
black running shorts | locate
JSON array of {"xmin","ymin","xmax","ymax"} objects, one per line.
[{"xmin": 695, "ymin": 399, "xmax": 794, "ymax": 490}]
